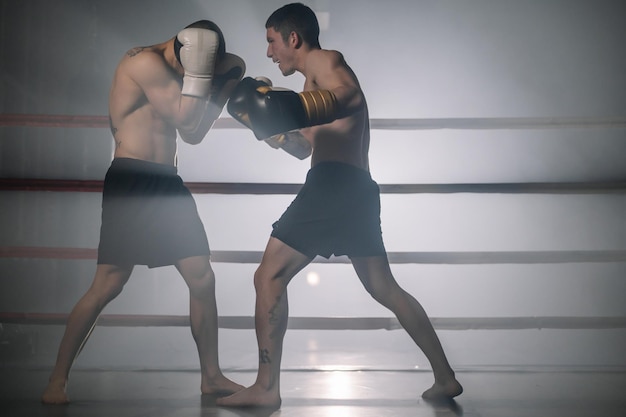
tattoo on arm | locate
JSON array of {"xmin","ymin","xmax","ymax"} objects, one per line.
[{"xmin": 126, "ymin": 47, "xmax": 145, "ymax": 57}]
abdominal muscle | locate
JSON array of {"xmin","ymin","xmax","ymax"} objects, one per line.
[
  {"xmin": 307, "ymin": 110, "xmax": 370, "ymax": 171},
  {"xmin": 111, "ymin": 107, "xmax": 178, "ymax": 166}
]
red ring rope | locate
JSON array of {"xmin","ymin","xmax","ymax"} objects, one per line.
[{"xmin": 2, "ymin": 113, "xmax": 626, "ymax": 129}]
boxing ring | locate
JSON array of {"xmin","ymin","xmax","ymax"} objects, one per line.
[
  {"xmin": 1, "ymin": 113, "xmax": 626, "ymax": 417},
  {"xmin": 1, "ymin": 113, "xmax": 625, "ymax": 331}
]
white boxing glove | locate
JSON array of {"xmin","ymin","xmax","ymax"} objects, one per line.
[{"xmin": 177, "ymin": 28, "xmax": 220, "ymax": 98}]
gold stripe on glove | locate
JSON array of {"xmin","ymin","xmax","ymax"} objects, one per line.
[{"xmin": 299, "ymin": 90, "xmax": 338, "ymax": 126}]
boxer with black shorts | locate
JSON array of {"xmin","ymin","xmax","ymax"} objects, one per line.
[
  {"xmin": 97, "ymin": 158, "xmax": 210, "ymax": 268},
  {"xmin": 271, "ymin": 161, "xmax": 386, "ymax": 259},
  {"xmin": 42, "ymin": 20, "xmax": 245, "ymax": 404},
  {"xmin": 220, "ymin": 3, "xmax": 463, "ymax": 409}
]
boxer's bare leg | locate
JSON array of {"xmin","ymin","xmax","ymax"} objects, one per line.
[
  {"xmin": 217, "ymin": 238, "xmax": 311, "ymax": 408},
  {"xmin": 177, "ymin": 256, "xmax": 243, "ymax": 396},
  {"xmin": 351, "ymin": 256, "xmax": 463, "ymax": 400},
  {"xmin": 42, "ymin": 264, "xmax": 133, "ymax": 404}
]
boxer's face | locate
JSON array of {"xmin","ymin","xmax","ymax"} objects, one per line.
[{"xmin": 266, "ymin": 27, "xmax": 295, "ymax": 76}]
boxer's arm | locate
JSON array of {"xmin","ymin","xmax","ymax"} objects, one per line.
[
  {"xmin": 179, "ymin": 53, "xmax": 246, "ymax": 144},
  {"xmin": 176, "ymin": 28, "xmax": 219, "ymax": 98},
  {"xmin": 128, "ymin": 51, "xmax": 208, "ymax": 133},
  {"xmin": 228, "ymin": 51, "xmax": 365, "ymax": 140},
  {"xmin": 305, "ymin": 49, "xmax": 365, "ymax": 118}
]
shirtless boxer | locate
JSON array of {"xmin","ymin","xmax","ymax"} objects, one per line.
[
  {"xmin": 42, "ymin": 20, "xmax": 245, "ymax": 404},
  {"xmin": 219, "ymin": 3, "xmax": 463, "ymax": 408}
]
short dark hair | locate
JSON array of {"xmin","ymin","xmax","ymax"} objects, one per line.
[
  {"xmin": 174, "ymin": 20, "xmax": 226, "ymax": 64},
  {"xmin": 265, "ymin": 3, "xmax": 320, "ymax": 48}
]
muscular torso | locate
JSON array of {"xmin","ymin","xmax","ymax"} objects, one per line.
[
  {"xmin": 303, "ymin": 106, "xmax": 370, "ymax": 171},
  {"xmin": 108, "ymin": 45, "xmax": 179, "ymax": 165},
  {"xmin": 300, "ymin": 52, "xmax": 371, "ymax": 171}
]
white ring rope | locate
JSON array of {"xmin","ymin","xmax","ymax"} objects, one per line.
[
  {"xmin": 1, "ymin": 313, "xmax": 625, "ymax": 331},
  {"xmin": 1, "ymin": 114, "xmax": 625, "ymax": 130}
]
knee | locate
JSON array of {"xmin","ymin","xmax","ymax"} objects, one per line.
[
  {"xmin": 187, "ymin": 268, "xmax": 216, "ymax": 298},
  {"xmin": 365, "ymin": 284, "xmax": 387, "ymax": 304},
  {"xmin": 178, "ymin": 257, "xmax": 218, "ymax": 297},
  {"xmin": 106, "ymin": 280, "xmax": 126, "ymax": 299},
  {"xmin": 90, "ymin": 275, "xmax": 126, "ymax": 308},
  {"xmin": 364, "ymin": 281, "xmax": 399, "ymax": 308},
  {"xmin": 253, "ymin": 268, "xmax": 269, "ymax": 293},
  {"xmin": 253, "ymin": 266, "xmax": 283, "ymax": 295},
  {"xmin": 92, "ymin": 285, "xmax": 123, "ymax": 309}
]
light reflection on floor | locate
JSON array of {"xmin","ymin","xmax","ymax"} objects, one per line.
[{"xmin": 3, "ymin": 366, "xmax": 625, "ymax": 417}]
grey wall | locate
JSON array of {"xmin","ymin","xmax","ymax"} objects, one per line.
[{"xmin": 0, "ymin": 0, "xmax": 625, "ymax": 370}]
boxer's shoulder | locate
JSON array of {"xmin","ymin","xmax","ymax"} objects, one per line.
[{"xmin": 117, "ymin": 45, "xmax": 165, "ymax": 79}]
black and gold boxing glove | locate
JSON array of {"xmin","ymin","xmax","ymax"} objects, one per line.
[{"xmin": 228, "ymin": 76, "xmax": 338, "ymax": 140}]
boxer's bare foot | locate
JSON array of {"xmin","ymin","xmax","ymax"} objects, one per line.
[
  {"xmin": 216, "ymin": 383, "xmax": 281, "ymax": 409},
  {"xmin": 422, "ymin": 378, "xmax": 463, "ymax": 400},
  {"xmin": 201, "ymin": 374, "xmax": 245, "ymax": 397},
  {"xmin": 41, "ymin": 379, "xmax": 69, "ymax": 404}
]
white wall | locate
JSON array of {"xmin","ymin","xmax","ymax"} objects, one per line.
[{"xmin": 0, "ymin": 0, "xmax": 625, "ymax": 370}]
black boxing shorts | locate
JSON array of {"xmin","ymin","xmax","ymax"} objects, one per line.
[
  {"xmin": 97, "ymin": 158, "xmax": 210, "ymax": 268},
  {"xmin": 271, "ymin": 161, "xmax": 386, "ymax": 259}
]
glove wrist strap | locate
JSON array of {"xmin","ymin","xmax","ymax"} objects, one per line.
[{"xmin": 298, "ymin": 90, "xmax": 338, "ymax": 126}]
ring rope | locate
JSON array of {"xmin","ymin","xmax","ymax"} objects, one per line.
[
  {"xmin": 1, "ymin": 312, "xmax": 624, "ymax": 330},
  {"xmin": 2, "ymin": 114, "xmax": 624, "ymax": 334},
  {"xmin": 2, "ymin": 246, "xmax": 626, "ymax": 264},
  {"xmin": 1, "ymin": 114, "xmax": 626, "ymax": 130},
  {"xmin": 1, "ymin": 178, "xmax": 625, "ymax": 195}
]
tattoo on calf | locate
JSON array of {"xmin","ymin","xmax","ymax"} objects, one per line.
[
  {"xmin": 259, "ymin": 348, "xmax": 271, "ymax": 364},
  {"xmin": 268, "ymin": 296, "xmax": 281, "ymax": 326},
  {"xmin": 268, "ymin": 295, "xmax": 283, "ymax": 340}
]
